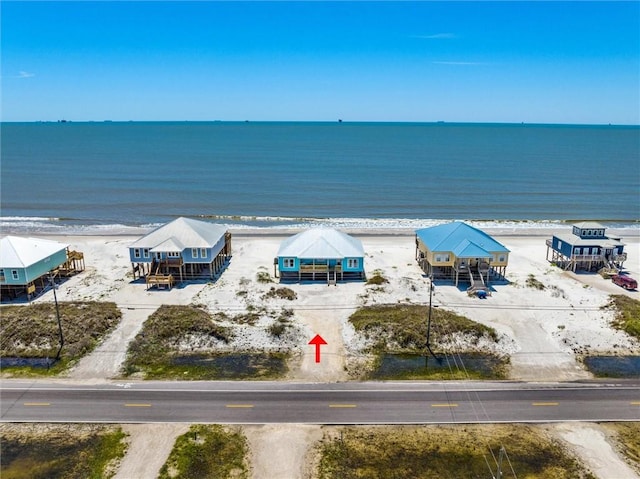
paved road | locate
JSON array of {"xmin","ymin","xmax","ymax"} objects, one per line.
[{"xmin": 2, "ymin": 380, "xmax": 639, "ymax": 424}]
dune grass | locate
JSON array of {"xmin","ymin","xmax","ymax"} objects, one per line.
[
  {"xmin": 122, "ymin": 305, "xmax": 288, "ymax": 379},
  {"xmin": 0, "ymin": 424, "xmax": 127, "ymax": 479},
  {"xmin": 316, "ymin": 425, "xmax": 596, "ymax": 479},
  {"xmin": 348, "ymin": 303, "xmax": 506, "ymax": 379},
  {"xmin": 606, "ymin": 295, "xmax": 640, "ymax": 340},
  {"xmin": 606, "ymin": 423, "xmax": 640, "ymax": 470},
  {"xmin": 0, "ymin": 301, "xmax": 121, "ymax": 375},
  {"xmin": 350, "ymin": 304, "xmax": 498, "ymax": 350},
  {"xmin": 158, "ymin": 425, "xmax": 248, "ymax": 479}
]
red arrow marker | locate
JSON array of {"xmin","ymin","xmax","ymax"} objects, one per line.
[{"xmin": 308, "ymin": 334, "xmax": 328, "ymax": 363}]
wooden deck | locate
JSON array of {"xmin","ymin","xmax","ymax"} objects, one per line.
[{"xmin": 146, "ymin": 274, "xmax": 175, "ymax": 290}]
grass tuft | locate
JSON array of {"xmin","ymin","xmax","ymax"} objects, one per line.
[
  {"xmin": 366, "ymin": 269, "xmax": 389, "ymax": 286},
  {"xmin": 158, "ymin": 425, "xmax": 248, "ymax": 479},
  {"xmin": 526, "ymin": 274, "xmax": 546, "ymax": 290}
]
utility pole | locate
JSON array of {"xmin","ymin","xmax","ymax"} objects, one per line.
[
  {"xmin": 495, "ymin": 446, "xmax": 505, "ymax": 479},
  {"xmin": 50, "ymin": 274, "xmax": 64, "ymax": 361},
  {"xmin": 425, "ymin": 276, "xmax": 440, "ymax": 366}
]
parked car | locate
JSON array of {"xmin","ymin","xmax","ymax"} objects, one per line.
[{"xmin": 612, "ymin": 274, "xmax": 638, "ymax": 290}]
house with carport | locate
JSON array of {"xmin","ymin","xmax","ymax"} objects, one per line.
[
  {"xmin": 415, "ymin": 222, "xmax": 509, "ymax": 292},
  {"xmin": 275, "ymin": 227, "xmax": 365, "ymax": 283},
  {"xmin": 128, "ymin": 217, "xmax": 231, "ymax": 289}
]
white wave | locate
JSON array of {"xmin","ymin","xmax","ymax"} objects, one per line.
[
  {"xmin": 1, "ymin": 215, "xmax": 637, "ymax": 236},
  {"xmin": 0, "ymin": 216, "xmax": 60, "ymax": 222}
]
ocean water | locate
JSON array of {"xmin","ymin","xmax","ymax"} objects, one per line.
[{"xmin": 1, "ymin": 121, "xmax": 638, "ymax": 234}]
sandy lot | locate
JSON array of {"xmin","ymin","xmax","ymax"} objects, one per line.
[{"xmin": 7, "ymin": 228, "xmax": 640, "ymax": 478}]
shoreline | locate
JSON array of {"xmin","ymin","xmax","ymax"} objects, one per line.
[{"xmin": 1, "ymin": 216, "xmax": 638, "ymax": 239}]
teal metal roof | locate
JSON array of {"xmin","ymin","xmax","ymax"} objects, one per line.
[
  {"xmin": 416, "ymin": 222, "xmax": 509, "ymax": 255},
  {"xmin": 451, "ymin": 239, "xmax": 492, "ymax": 258}
]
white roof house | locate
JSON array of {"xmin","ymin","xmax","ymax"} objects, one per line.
[
  {"xmin": 1, "ymin": 236, "xmax": 68, "ymax": 269},
  {"xmin": 129, "ymin": 217, "xmax": 228, "ymax": 250},
  {"xmin": 1, "ymin": 236, "xmax": 69, "ymax": 287},
  {"xmin": 277, "ymin": 227, "xmax": 364, "ymax": 259},
  {"xmin": 276, "ymin": 228, "xmax": 365, "ymax": 282},
  {"xmin": 128, "ymin": 217, "xmax": 232, "ymax": 285}
]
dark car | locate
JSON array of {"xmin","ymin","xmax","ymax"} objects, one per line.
[{"xmin": 612, "ymin": 274, "xmax": 638, "ymax": 290}]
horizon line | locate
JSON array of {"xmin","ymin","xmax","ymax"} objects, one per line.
[{"xmin": 2, "ymin": 120, "xmax": 639, "ymax": 127}]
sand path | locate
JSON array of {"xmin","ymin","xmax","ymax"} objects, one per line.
[
  {"xmin": 115, "ymin": 423, "xmax": 190, "ymax": 479},
  {"xmin": 245, "ymin": 424, "xmax": 323, "ymax": 479},
  {"xmin": 498, "ymin": 311, "xmax": 591, "ymax": 381},
  {"xmin": 551, "ymin": 423, "xmax": 640, "ymax": 479},
  {"xmin": 68, "ymin": 304, "xmax": 158, "ymax": 380}
]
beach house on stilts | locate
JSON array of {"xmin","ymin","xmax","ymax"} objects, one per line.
[
  {"xmin": 545, "ymin": 222, "xmax": 627, "ymax": 273},
  {"xmin": 0, "ymin": 236, "xmax": 85, "ymax": 301},
  {"xmin": 275, "ymin": 228, "xmax": 365, "ymax": 284},
  {"xmin": 128, "ymin": 217, "xmax": 231, "ymax": 290},
  {"xmin": 415, "ymin": 222, "xmax": 509, "ymax": 294}
]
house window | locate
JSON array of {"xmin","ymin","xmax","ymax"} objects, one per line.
[
  {"xmin": 168, "ymin": 252, "xmax": 180, "ymax": 258},
  {"xmin": 143, "ymin": 249, "xmax": 150, "ymax": 258},
  {"xmin": 498, "ymin": 255, "xmax": 506, "ymax": 262},
  {"xmin": 0, "ymin": 270, "xmax": 5, "ymax": 282},
  {"xmin": 134, "ymin": 248, "xmax": 141, "ymax": 259},
  {"xmin": 192, "ymin": 248, "xmax": 199, "ymax": 258},
  {"xmin": 283, "ymin": 258, "xmax": 295, "ymax": 268},
  {"xmin": 347, "ymin": 258, "xmax": 359, "ymax": 269},
  {"xmin": 200, "ymin": 248, "xmax": 207, "ymax": 258},
  {"xmin": 574, "ymin": 247, "xmax": 581, "ymax": 255},
  {"xmin": 12, "ymin": 270, "xmax": 19, "ymax": 280},
  {"xmin": 557, "ymin": 240, "xmax": 562, "ymax": 249}
]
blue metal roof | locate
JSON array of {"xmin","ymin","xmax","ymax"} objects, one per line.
[{"xmin": 416, "ymin": 222, "xmax": 509, "ymax": 254}]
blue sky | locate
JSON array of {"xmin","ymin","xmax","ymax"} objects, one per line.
[{"xmin": 2, "ymin": 1, "xmax": 639, "ymax": 124}]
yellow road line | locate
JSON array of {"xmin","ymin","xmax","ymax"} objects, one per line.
[
  {"xmin": 329, "ymin": 404, "xmax": 357, "ymax": 408},
  {"xmin": 631, "ymin": 402, "xmax": 640, "ymax": 406},
  {"xmin": 124, "ymin": 403, "xmax": 152, "ymax": 407},
  {"xmin": 24, "ymin": 402, "xmax": 50, "ymax": 406},
  {"xmin": 532, "ymin": 402, "xmax": 559, "ymax": 406},
  {"xmin": 226, "ymin": 404, "xmax": 254, "ymax": 408},
  {"xmin": 431, "ymin": 404, "xmax": 458, "ymax": 408}
]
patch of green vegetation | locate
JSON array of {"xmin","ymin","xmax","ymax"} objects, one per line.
[
  {"xmin": 606, "ymin": 423, "xmax": 640, "ymax": 469},
  {"xmin": 0, "ymin": 302, "xmax": 121, "ymax": 376},
  {"xmin": 159, "ymin": 425, "xmax": 248, "ymax": 479},
  {"xmin": 256, "ymin": 268, "xmax": 274, "ymax": 284},
  {"xmin": 263, "ymin": 286, "xmax": 297, "ymax": 301},
  {"xmin": 316, "ymin": 425, "xmax": 595, "ymax": 479},
  {"xmin": 349, "ymin": 304, "xmax": 498, "ymax": 351},
  {"xmin": 369, "ymin": 352, "xmax": 509, "ymax": 380},
  {"xmin": 268, "ymin": 310, "xmax": 294, "ymax": 338},
  {"xmin": 142, "ymin": 352, "xmax": 289, "ymax": 380},
  {"xmin": 366, "ymin": 269, "xmax": 388, "ymax": 286},
  {"xmin": 605, "ymin": 295, "xmax": 640, "ymax": 340},
  {"xmin": 526, "ymin": 274, "xmax": 546, "ymax": 290},
  {"xmin": 349, "ymin": 304, "xmax": 505, "ymax": 379},
  {"xmin": 123, "ymin": 305, "xmax": 231, "ymax": 378},
  {"xmin": 0, "ymin": 425, "xmax": 127, "ymax": 479}
]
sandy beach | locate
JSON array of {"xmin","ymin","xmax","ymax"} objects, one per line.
[
  {"xmin": 7, "ymin": 227, "xmax": 640, "ymax": 478},
  {"xmin": 32, "ymin": 227, "xmax": 639, "ymax": 382}
]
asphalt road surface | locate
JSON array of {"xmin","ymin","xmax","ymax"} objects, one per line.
[{"xmin": 2, "ymin": 380, "xmax": 639, "ymax": 424}]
